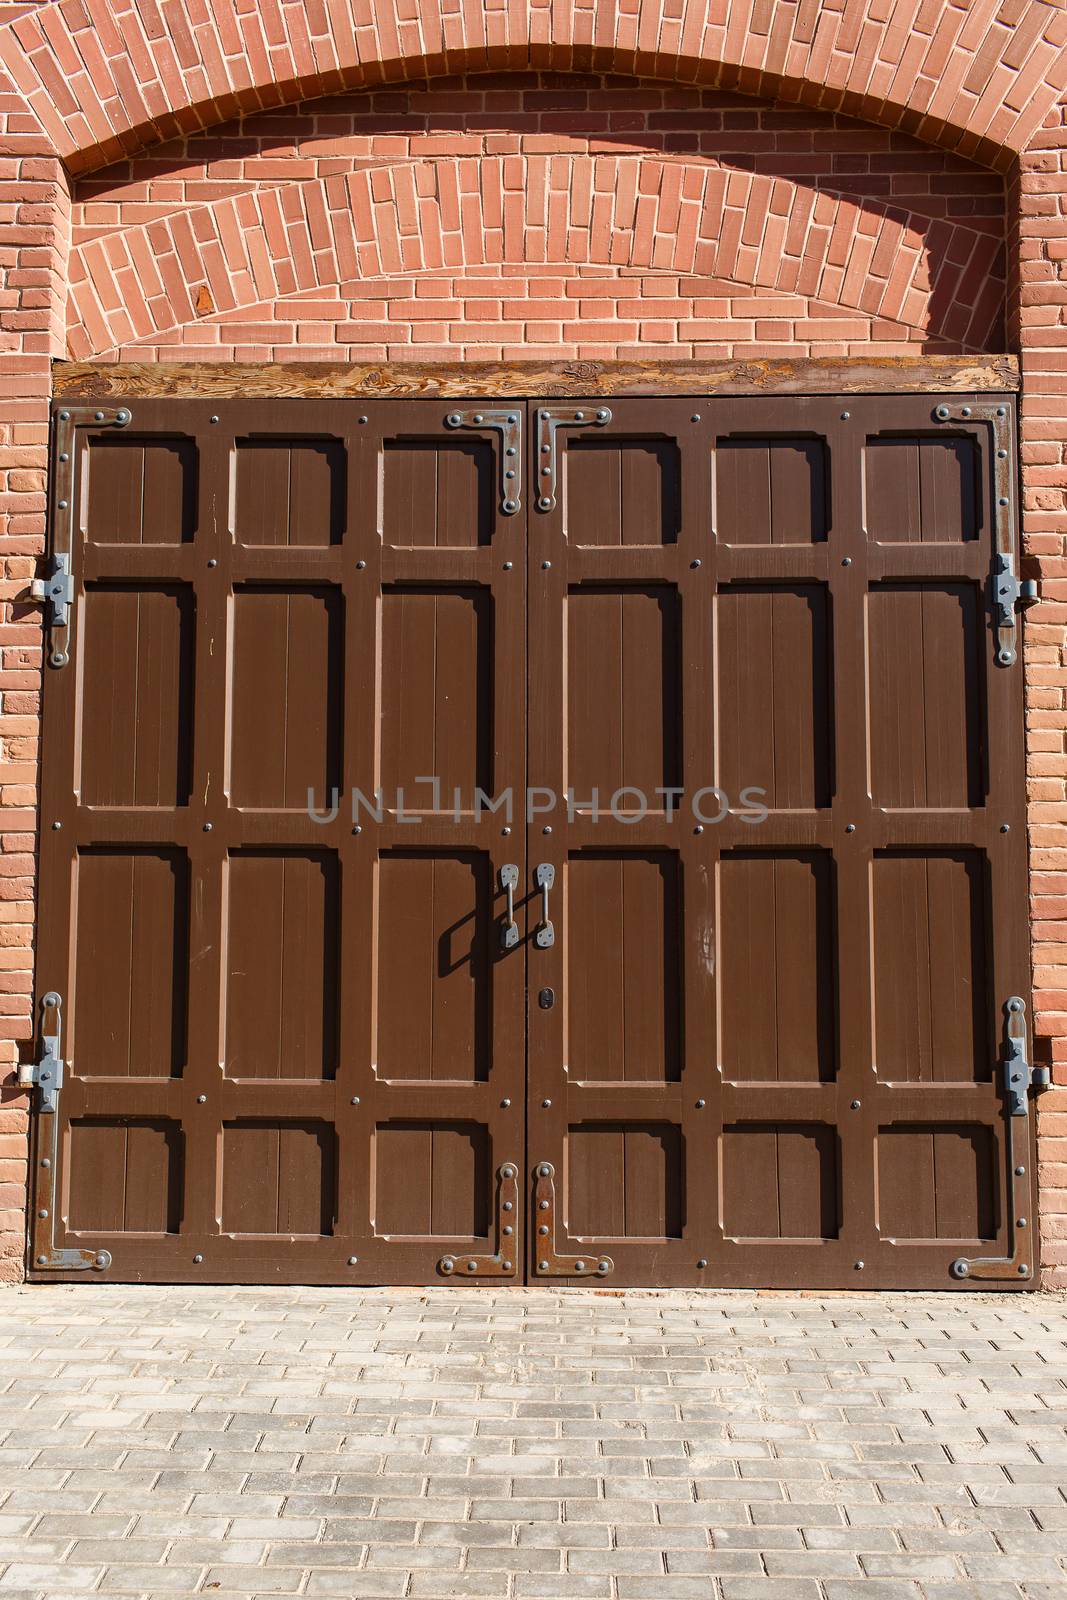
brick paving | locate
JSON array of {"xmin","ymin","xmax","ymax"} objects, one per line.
[{"xmin": 0, "ymin": 1289, "xmax": 1063, "ymax": 1597}]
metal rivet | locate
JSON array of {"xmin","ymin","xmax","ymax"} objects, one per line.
[
  {"xmin": 575, "ymin": 1260, "xmax": 585, "ymax": 1271},
  {"xmin": 697, "ymin": 1258, "xmax": 707, "ymax": 1268},
  {"xmin": 542, "ymin": 560, "xmax": 551, "ymax": 569},
  {"xmin": 1019, "ymin": 1263, "xmax": 1029, "ymax": 1276},
  {"xmin": 539, "ymin": 1200, "xmax": 549, "ymax": 1211},
  {"xmin": 501, "ymin": 1097, "xmax": 511, "ymax": 1108},
  {"xmin": 935, "ymin": 404, "xmax": 950, "ymax": 420},
  {"xmin": 1009, "ymin": 998, "xmax": 1024, "ymax": 1013},
  {"xmin": 997, "ymin": 406, "xmax": 1006, "ymax": 417},
  {"xmin": 539, "ymin": 1165, "xmax": 551, "ymax": 1177},
  {"xmin": 539, "ymin": 1224, "xmax": 549, "ymax": 1235},
  {"xmin": 854, "ymin": 1260, "xmax": 865, "ymax": 1270},
  {"xmin": 351, "ymin": 1096, "xmax": 360, "ymax": 1105},
  {"xmin": 503, "ymin": 1226, "xmax": 514, "ymax": 1238},
  {"xmin": 467, "ymin": 1260, "xmax": 478, "ymax": 1271},
  {"xmin": 209, "ymin": 415, "xmax": 219, "ymax": 424},
  {"xmin": 503, "ymin": 1198, "xmax": 513, "ymax": 1211},
  {"xmin": 690, "ymin": 413, "xmax": 701, "ymax": 423},
  {"xmin": 503, "ymin": 499, "xmax": 518, "ymax": 513},
  {"xmin": 95, "ymin": 1253, "xmax": 109, "ymax": 1268},
  {"xmin": 999, "ymin": 496, "xmax": 1009, "ymax": 507},
  {"xmin": 37, "ymin": 1208, "xmax": 47, "ymax": 1219},
  {"xmin": 441, "ymin": 1257, "xmax": 454, "ymax": 1273},
  {"xmin": 52, "ymin": 820, "xmax": 61, "ymax": 830},
  {"xmin": 538, "ymin": 497, "xmax": 552, "ymax": 510},
  {"xmin": 1017, "ymin": 1217, "xmax": 1028, "ymax": 1228},
  {"xmin": 94, "ymin": 411, "xmax": 104, "ymax": 422},
  {"xmin": 59, "ymin": 452, "xmax": 69, "ymax": 463},
  {"xmin": 846, "ymin": 823, "xmax": 856, "ymax": 833},
  {"xmin": 197, "ymin": 1094, "xmax": 207, "ymax": 1103},
  {"xmin": 509, "ymin": 413, "xmax": 519, "ymax": 424},
  {"xmin": 962, "ymin": 406, "xmax": 972, "ymax": 417},
  {"xmin": 542, "ymin": 1099, "xmax": 552, "ymax": 1108},
  {"xmin": 503, "ymin": 560, "xmax": 513, "ymax": 570},
  {"xmin": 59, "ymin": 410, "xmax": 70, "ymax": 421},
  {"xmin": 447, "ymin": 413, "xmax": 461, "ymax": 426},
  {"xmin": 543, "ymin": 825, "xmax": 552, "ymax": 835},
  {"xmin": 352, "ymin": 825, "xmax": 361, "ymax": 835},
  {"xmin": 596, "ymin": 409, "xmax": 609, "ymax": 421},
  {"xmin": 57, "ymin": 499, "xmax": 68, "ymax": 510},
  {"xmin": 841, "ymin": 411, "xmax": 850, "ymax": 420},
  {"xmin": 851, "ymin": 1099, "xmax": 861, "ymax": 1110},
  {"xmin": 358, "ymin": 415, "xmax": 368, "ymax": 425},
  {"xmin": 696, "ymin": 1098, "xmax": 706, "ymax": 1109},
  {"xmin": 1001, "ymin": 824, "xmax": 1010, "ymax": 833},
  {"xmin": 694, "ymin": 824, "xmax": 703, "ymax": 835},
  {"xmin": 502, "ymin": 1165, "xmax": 515, "ymax": 1179},
  {"xmin": 472, "ymin": 413, "xmax": 484, "ymax": 425},
  {"xmin": 596, "ymin": 1261, "xmax": 609, "ymax": 1274},
  {"xmin": 207, "ymin": 558, "xmax": 217, "ymax": 568},
  {"xmin": 36, "ymin": 1255, "xmax": 47, "ymax": 1265},
  {"xmin": 348, "ymin": 1256, "xmax": 358, "ymax": 1266},
  {"xmin": 193, "ymin": 1253, "xmax": 203, "ymax": 1263},
  {"xmin": 539, "ymin": 1260, "xmax": 550, "ymax": 1271},
  {"xmin": 841, "ymin": 556, "xmax": 852, "ymax": 566},
  {"xmin": 40, "ymin": 1158, "xmax": 50, "ymax": 1169},
  {"xmin": 506, "ymin": 446, "xmax": 517, "ymax": 456},
  {"xmin": 356, "ymin": 559, "xmax": 366, "ymax": 570},
  {"xmin": 691, "ymin": 558, "xmax": 701, "ymax": 569},
  {"xmin": 503, "ymin": 1259, "xmax": 513, "ymax": 1271},
  {"xmin": 575, "ymin": 411, "xmax": 585, "ymax": 421},
  {"xmin": 116, "ymin": 410, "xmax": 130, "ymax": 424},
  {"xmin": 502, "ymin": 826, "xmax": 511, "ymax": 836},
  {"xmin": 203, "ymin": 822, "xmax": 212, "ymax": 832},
  {"xmin": 998, "ymin": 448, "xmax": 1008, "ymax": 459},
  {"xmin": 1015, "ymin": 1165, "xmax": 1026, "ymax": 1176}
]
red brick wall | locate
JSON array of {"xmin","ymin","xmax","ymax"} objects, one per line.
[
  {"xmin": 1, "ymin": 1, "xmax": 1066, "ymax": 1285},
  {"xmin": 67, "ymin": 78, "xmax": 1008, "ymax": 362}
]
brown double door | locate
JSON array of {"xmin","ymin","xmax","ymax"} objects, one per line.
[{"xmin": 30, "ymin": 392, "xmax": 1034, "ymax": 1288}]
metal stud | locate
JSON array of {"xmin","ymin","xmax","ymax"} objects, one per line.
[
  {"xmin": 575, "ymin": 1261, "xmax": 585, "ymax": 1271},
  {"xmin": 840, "ymin": 411, "xmax": 850, "ymax": 420},
  {"xmin": 841, "ymin": 557, "xmax": 852, "ymax": 567},
  {"xmin": 854, "ymin": 1260, "xmax": 865, "ymax": 1270},
  {"xmin": 851, "ymin": 1099, "xmax": 861, "ymax": 1110},
  {"xmin": 539, "ymin": 1165, "xmax": 551, "ymax": 1178},
  {"xmin": 353, "ymin": 825, "xmax": 361, "ymax": 835},
  {"xmin": 207, "ymin": 558, "xmax": 217, "ymax": 568},
  {"xmin": 539, "ymin": 1260, "xmax": 550, "ymax": 1271},
  {"xmin": 503, "ymin": 560, "xmax": 513, "ymax": 570},
  {"xmin": 539, "ymin": 1225, "xmax": 549, "ymax": 1235},
  {"xmin": 846, "ymin": 823, "xmax": 856, "ymax": 833},
  {"xmin": 696, "ymin": 1099, "xmax": 705, "ymax": 1109},
  {"xmin": 203, "ymin": 822, "xmax": 212, "ymax": 832},
  {"xmin": 94, "ymin": 411, "xmax": 105, "ymax": 422},
  {"xmin": 542, "ymin": 560, "xmax": 551, "ymax": 569},
  {"xmin": 356, "ymin": 559, "xmax": 366, "ymax": 570},
  {"xmin": 1015, "ymin": 1165, "xmax": 1026, "ymax": 1176},
  {"xmin": 52, "ymin": 821, "xmax": 61, "ymax": 830},
  {"xmin": 193, "ymin": 1253, "xmax": 203, "ymax": 1263},
  {"xmin": 351, "ymin": 1096, "xmax": 360, "ymax": 1105},
  {"xmin": 348, "ymin": 1256, "xmax": 358, "ymax": 1265},
  {"xmin": 209, "ymin": 415, "xmax": 219, "ymax": 424},
  {"xmin": 691, "ymin": 558, "xmax": 701, "ymax": 569},
  {"xmin": 542, "ymin": 1098, "xmax": 552, "ymax": 1108},
  {"xmin": 697, "ymin": 1258, "xmax": 707, "ymax": 1268},
  {"xmin": 501, "ymin": 1097, "xmax": 511, "ymax": 1108}
]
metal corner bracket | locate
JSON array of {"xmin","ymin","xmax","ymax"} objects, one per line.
[
  {"xmin": 40, "ymin": 405, "xmax": 132, "ymax": 667},
  {"xmin": 535, "ymin": 406, "xmax": 611, "ymax": 512},
  {"xmin": 950, "ymin": 997, "xmax": 1048, "ymax": 1284},
  {"xmin": 438, "ymin": 1162, "xmax": 519, "ymax": 1277},
  {"xmin": 444, "ymin": 408, "xmax": 522, "ymax": 514},
  {"xmin": 933, "ymin": 401, "xmax": 1035, "ymax": 667},
  {"xmin": 23, "ymin": 991, "xmax": 111, "ymax": 1272},
  {"xmin": 533, "ymin": 1162, "xmax": 613, "ymax": 1277}
]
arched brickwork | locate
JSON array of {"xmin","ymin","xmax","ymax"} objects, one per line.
[
  {"xmin": 0, "ymin": 1, "xmax": 1066, "ymax": 1284},
  {"xmin": 65, "ymin": 154, "xmax": 1006, "ymax": 359},
  {"xmin": 1, "ymin": 0, "xmax": 1067, "ymax": 173}
]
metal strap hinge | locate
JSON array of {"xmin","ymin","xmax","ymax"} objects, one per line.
[
  {"xmin": 951, "ymin": 997, "xmax": 1044, "ymax": 1284},
  {"xmin": 444, "ymin": 408, "xmax": 521, "ymax": 514},
  {"xmin": 44, "ymin": 404, "xmax": 132, "ymax": 668},
  {"xmin": 26, "ymin": 991, "xmax": 111, "ymax": 1272}
]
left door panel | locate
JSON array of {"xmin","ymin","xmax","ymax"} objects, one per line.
[{"xmin": 30, "ymin": 399, "xmax": 527, "ymax": 1283}]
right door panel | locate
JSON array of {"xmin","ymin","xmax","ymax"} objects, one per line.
[{"xmin": 526, "ymin": 393, "xmax": 1034, "ymax": 1291}]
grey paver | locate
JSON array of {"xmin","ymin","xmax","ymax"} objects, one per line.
[{"xmin": 0, "ymin": 1283, "xmax": 1063, "ymax": 1600}]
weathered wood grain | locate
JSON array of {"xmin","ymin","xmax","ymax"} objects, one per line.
[{"xmin": 52, "ymin": 355, "xmax": 1020, "ymax": 400}]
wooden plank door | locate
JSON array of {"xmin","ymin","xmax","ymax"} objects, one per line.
[
  {"xmin": 526, "ymin": 393, "xmax": 1035, "ymax": 1291},
  {"xmin": 30, "ymin": 398, "xmax": 526, "ymax": 1284}
]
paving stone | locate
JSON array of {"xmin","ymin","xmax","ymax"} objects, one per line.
[{"xmin": 0, "ymin": 1284, "xmax": 1064, "ymax": 1599}]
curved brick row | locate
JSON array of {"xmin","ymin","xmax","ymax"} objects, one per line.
[
  {"xmin": 66, "ymin": 155, "xmax": 1005, "ymax": 357},
  {"xmin": 2, "ymin": 0, "xmax": 1067, "ymax": 172}
]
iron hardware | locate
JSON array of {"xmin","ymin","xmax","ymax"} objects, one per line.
[
  {"xmin": 992, "ymin": 552, "xmax": 1038, "ymax": 666},
  {"xmin": 538, "ymin": 987, "xmax": 554, "ymax": 1010},
  {"xmin": 46, "ymin": 405, "xmax": 132, "ymax": 667},
  {"xmin": 444, "ymin": 408, "xmax": 522, "ymax": 514},
  {"xmin": 933, "ymin": 402, "xmax": 1030, "ymax": 667},
  {"xmin": 438, "ymin": 1163, "xmax": 519, "ymax": 1277},
  {"xmin": 18, "ymin": 990, "xmax": 64, "ymax": 1114},
  {"xmin": 950, "ymin": 997, "xmax": 1045, "ymax": 1283},
  {"xmin": 535, "ymin": 863, "xmax": 555, "ymax": 948},
  {"xmin": 535, "ymin": 406, "xmax": 611, "ymax": 512},
  {"xmin": 25, "ymin": 991, "xmax": 111, "ymax": 1272},
  {"xmin": 499, "ymin": 863, "xmax": 519, "ymax": 950},
  {"xmin": 532, "ymin": 1162, "xmax": 613, "ymax": 1277}
]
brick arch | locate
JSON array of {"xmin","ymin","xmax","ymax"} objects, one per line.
[
  {"xmin": 5, "ymin": 0, "xmax": 1067, "ymax": 175},
  {"xmin": 66, "ymin": 156, "xmax": 1006, "ymax": 359}
]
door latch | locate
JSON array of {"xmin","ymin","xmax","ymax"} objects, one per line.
[
  {"xmin": 18, "ymin": 991, "xmax": 64, "ymax": 1114},
  {"xmin": 535, "ymin": 863, "xmax": 555, "ymax": 948},
  {"xmin": 28, "ymin": 554, "xmax": 74, "ymax": 635}
]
